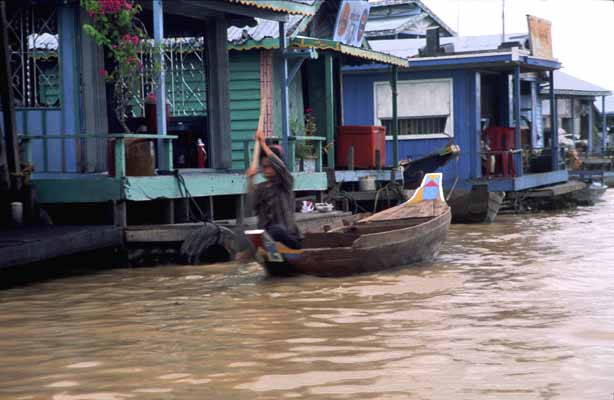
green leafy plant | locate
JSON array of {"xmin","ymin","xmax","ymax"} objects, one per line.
[
  {"xmin": 81, "ymin": 0, "xmax": 147, "ymax": 133},
  {"xmin": 296, "ymin": 106, "xmax": 317, "ymax": 159}
]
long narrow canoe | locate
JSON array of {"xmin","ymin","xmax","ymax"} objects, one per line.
[{"xmin": 247, "ymin": 173, "xmax": 451, "ymax": 277}]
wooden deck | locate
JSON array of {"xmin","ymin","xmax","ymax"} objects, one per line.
[
  {"xmin": 474, "ymin": 170, "xmax": 570, "ymax": 192},
  {"xmin": 522, "ymin": 180, "xmax": 586, "ymax": 198},
  {"xmin": 125, "ymin": 211, "xmax": 355, "ymax": 244},
  {"xmin": 31, "ymin": 170, "xmax": 328, "ymax": 204},
  {"xmin": 0, "ymin": 225, "xmax": 123, "ymax": 269}
]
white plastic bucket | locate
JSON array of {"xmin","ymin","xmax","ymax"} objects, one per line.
[
  {"xmin": 10, "ymin": 202, "xmax": 23, "ymax": 225},
  {"xmin": 359, "ymin": 176, "xmax": 376, "ymax": 191}
]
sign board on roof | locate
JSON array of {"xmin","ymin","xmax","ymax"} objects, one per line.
[
  {"xmin": 333, "ymin": 0, "xmax": 371, "ymax": 47},
  {"xmin": 527, "ymin": 15, "xmax": 553, "ymax": 59}
]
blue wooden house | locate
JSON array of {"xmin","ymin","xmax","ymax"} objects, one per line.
[{"xmin": 342, "ymin": 33, "xmax": 566, "ymax": 222}]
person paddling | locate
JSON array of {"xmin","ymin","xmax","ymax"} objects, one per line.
[{"xmin": 246, "ymin": 130, "xmax": 301, "ymax": 249}]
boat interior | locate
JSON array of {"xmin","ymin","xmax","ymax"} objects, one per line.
[{"xmin": 300, "ymin": 216, "xmax": 434, "ymax": 249}]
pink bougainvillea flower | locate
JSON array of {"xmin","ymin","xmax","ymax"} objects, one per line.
[
  {"xmin": 131, "ymin": 35, "xmax": 139, "ymax": 45},
  {"xmin": 305, "ymin": 107, "xmax": 313, "ymax": 113},
  {"xmin": 99, "ymin": 68, "xmax": 108, "ymax": 77}
]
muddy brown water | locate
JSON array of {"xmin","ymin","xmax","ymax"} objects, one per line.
[{"xmin": 1, "ymin": 192, "xmax": 614, "ymax": 399}]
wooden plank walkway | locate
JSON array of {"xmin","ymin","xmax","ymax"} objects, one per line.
[
  {"xmin": 523, "ymin": 181, "xmax": 586, "ymax": 198},
  {"xmin": 0, "ymin": 226, "xmax": 123, "ymax": 269},
  {"xmin": 125, "ymin": 211, "xmax": 355, "ymax": 244}
]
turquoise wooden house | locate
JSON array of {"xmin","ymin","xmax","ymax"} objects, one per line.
[
  {"xmin": 4, "ymin": 0, "xmax": 406, "ymax": 225},
  {"xmin": 225, "ymin": 1, "xmax": 407, "ymax": 171}
]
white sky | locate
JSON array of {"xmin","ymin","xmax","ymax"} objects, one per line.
[{"xmin": 423, "ymin": 0, "xmax": 614, "ymax": 90}]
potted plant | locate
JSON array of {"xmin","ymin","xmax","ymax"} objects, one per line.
[
  {"xmin": 81, "ymin": 0, "xmax": 156, "ymax": 176},
  {"xmin": 294, "ymin": 107, "xmax": 318, "ymax": 172}
]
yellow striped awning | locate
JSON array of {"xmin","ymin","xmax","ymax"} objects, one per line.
[
  {"xmin": 227, "ymin": 0, "xmax": 318, "ymax": 16},
  {"xmin": 291, "ymin": 36, "xmax": 408, "ymax": 67}
]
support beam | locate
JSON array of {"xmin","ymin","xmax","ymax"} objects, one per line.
[
  {"xmin": 474, "ymin": 72, "xmax": 482, "ymax": 178},
  {"xmin": 390, "ymin": 65, "xmax": 399, "ymax": 168},
  {"xmin": 602, "ymin": 95, "xmax": 607, "ymax": 155},
  {"xmin": 324, "ymin": 54, "xmax": 335, "ymax": 169},
  {"xmin": 513, "ymin": 65, "xmax": 521, "ymax": 150},
  {"xmin": 0, "ymin": 1, "xmax": 20, "ymax": 190},
  {"xmin": 549, "ymin": 71, "xmax": 559, "ymax": 170},
  {"xmin": 279, "ymin": 21, "xmax": 290, "ymax": 156},
  {"xmin": 79, "ymin": 8, "xmax": 109, "ymax": 172},
  {"xmin": 112, "ymin": 200, "xmax": 127, "ymax": 227},
  {"xmin": 153, "ymin": 0, "xmax": 172, "ymax": 171},
  {"xmin": 205, "ymin": 16, "xmax": 232, "ymax": 169},
  {"xmin": 162, "ymin": 200, "xmax": 174, "ymax": 224},
  {"xmin": 58, "ymin": 4, "xmax": 80, "ymax": 173},
  {"xmin": 531, "ymin": 81, "xmax": 539, "ymax": 148},
  {"xmin": 587, "ymin": 99, "xmax": 593, "ymax": 156},
  {"xmin": 288, "ymin": 58, "xmax": 305, "ymax": 83},
  {"xmin": 570, "ymin": 96, "xmax": 575, "ymax": 146}
]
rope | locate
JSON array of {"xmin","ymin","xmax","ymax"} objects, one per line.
[{"xmin": 173, "ymin": 171, "xmax": 209, "ymax": 222}]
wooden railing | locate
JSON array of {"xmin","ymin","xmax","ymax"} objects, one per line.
[
  {"xmin": 19, "ymin": 134, "xmax": 177, "ymax": 178},
  {"xmin": 233, "ymin": 135, "xmax": 326, "ymax": 173}
]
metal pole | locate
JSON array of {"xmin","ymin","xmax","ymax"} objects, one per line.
[
  {"xmin": 0, "ymin": 1, "xmax": 20, "ymax": 191},
  {"xmin": 153, "ymin": 0, "xmax": 170, "ymax": 170},
  {"xmin": 390, "ymin": 65, "xmax": 399, "ymax": 168},
  {"xmin": 602, "ymin": 95, "xmax": 607, "ymax": 154},
  {"xmin": 588, "ymin": 99, "xmax": 593, "ymax": 156},
  {"xmin": 513, "ymin": 64, "xmax": 521, "ymax": 149},
  {"xmin": 324, "ymin": 54, "xmax": 335, "ymax": 169},
  {"xmin": 549, "ymin": 70, "xmax": 558, "ymax": 170},
  {"xmin": 501, "ymin": 0, "xmax": 506, "ymax": 43},
  {"xmin": 570, "ymin": 97, "xmax": 575, "ymax": 146},
  {"xmin": 279, "ymin": 21, "xmax": 290, "ymax": 156}
]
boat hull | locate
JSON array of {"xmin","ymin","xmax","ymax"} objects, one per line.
[
  {"xmin": 572, "ymin": 183, "xmax": 608, "ymax": 205},
  {"xmin": 262, "ymin": 209, "xmax": 451, "ymax": 277},
  {"xmin": 447, "ymin": 184, "xmax": 504, "ymax": 223}
]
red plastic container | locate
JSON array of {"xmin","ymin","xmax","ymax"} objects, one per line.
[
  {"xmin": 336, "ymin": 125, "xmax": 387, "ymax": 169},
  {"xmin": 483, "ymin": 127, "xmax": 516, "ymax": 177},
  {"xmin": 484, "ymin": 127, "xmax": 515, "ymax": 150}
]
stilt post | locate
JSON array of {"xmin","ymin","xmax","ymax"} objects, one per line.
[
  {"xmin": 390, "ymin": 65, "xmax": 399, "ymax": 168},
  {"xmin": 549, "ymin": 70, "xmax": 559, "ymax": 169},
  {"xmin": 279, "ymin": 21, "xmax": 290, "ymax": 157}
]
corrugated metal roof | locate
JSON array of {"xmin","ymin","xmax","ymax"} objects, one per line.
[
  {"xmin": 595, "ymin": 95, "xmax": 614, "ymax": 115},
  {"xmin": 369, "ymin": 33, "xmax": 528, "ymax": 58},
  {"xmin": 292, "ymin": 36, "xmax": 408, "ymax": 67},
  {"xmin": 366, "ymin": 16, "xmax": 418, "ymax": 33},
  {"xmin": 367, "ymin": 0, "xmax": 455, "ymax": 37},
  {"xmin": 227, "ymin": 15, "xmax": 304, "ymax": 44},
  {"xmin": 227, "ymin": 0, "xmax": 318, "ymax": 16},
  {"xmin": 544, "ymin": 71, "xmax": 611, "ymax": 97}
]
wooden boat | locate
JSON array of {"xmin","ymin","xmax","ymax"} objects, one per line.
[
  {"xmin": 245, "ymin": 173, "xmax": 451, "ymax": 277},
  {"xmin": 447, "ymin": 184, "xmax": 505, "ymax": 223},
  {"xmin": 401, "ymin": 143, "xmax": 460, "ymax": 189},
  {"xmin": 572, "ymin": 181, "xmax": 608, "ymax": 205}
]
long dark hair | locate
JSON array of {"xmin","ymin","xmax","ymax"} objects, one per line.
[{"xmin": 259, "ymin": 143, "xmax": 285, "ymax": 164}]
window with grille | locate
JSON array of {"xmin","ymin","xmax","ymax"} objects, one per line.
[
  {"xmin": 132, "ymin": 37, "xmax": 207, "ymax": 118},
  {"xmin": 7, "ymin": 6, "xmax": 60, "ymax": 108},
  {"xmin": 380, "ymin": 116, "xmax": 449, "ymax": 136},
  {"xmin": 374, "ymin": 78, "xmax": 453, "ymax": 138}
]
